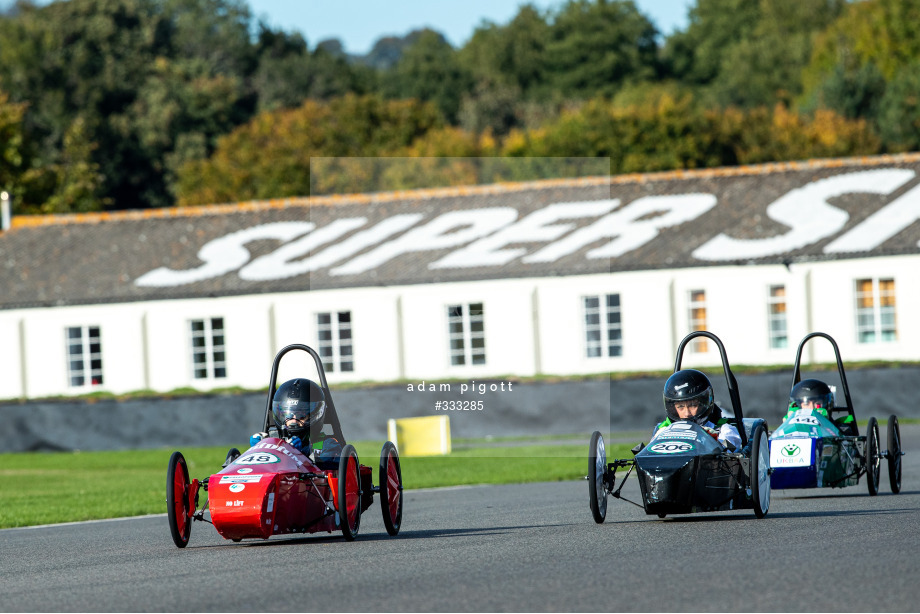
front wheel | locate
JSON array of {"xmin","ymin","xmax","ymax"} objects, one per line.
[
  {"xmin": 588, "ymin": 431, "xmax": 608, "ymax": 524},
  {"xmin": 750, "ymin": 424, "xmax": 770, "ymax": 518},
  {"xmin": 866, "ymin": 417, "xmax": 881, "ymax": 496},
  {"xmin": 337, "ymin": 444, "xmax": 361, "ymax": 541},
  {"xmin": 379, "ymin": 441, "xmax": 403, "ymax": 536},
  {"xmin": 887, "ymin": 415, "xmax": 902, "ymax": 494},
  {"xmin": 166, "ymin": 451, "xmax": 192, "ymax": 548}
]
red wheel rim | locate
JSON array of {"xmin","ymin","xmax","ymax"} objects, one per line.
[
  {"xmin": 386, "ymin": 451, "xmax": 401, "ymax": 520},
  {"xmin": 172, "ymin": 463, "xmax": 188, "ymax": 536},
  {"xmin": 345, "ymin": 455, "xmax": 359, "ymax": 530}
]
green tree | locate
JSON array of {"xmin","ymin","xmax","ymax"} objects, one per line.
[
  {"xmin": 663, "ymin": 0, "xmax": 760, "ymax": 86},
  {"xmin": 804, "ymin": 0, "xmax": 920, "ymax": 86},
  {"xmin": 39, "ymin": 116, "xmax": 107, "ymax": 214},
  {"xmin": 800, "ymin": 0, "xmax": 920, "ymax": 151},
  {"xmin": 501, "ymin": 95, "xmax": 878, "ymax": 172},
  {"xmin": 383, "ymin": 29, "xmax": 472, "ymax": 123},
  {"xmin": 456, "ymin": 5, "xmax": 553, "ymax": 135},
  {"xmin": 714, "ymin": 0, "xmax": 845, "ymax": 108},
  {"xmin": 459, "ymin": 5, "xmax": 551, "ymax": 97},
  {"xmin": 800, "ymin": 61, "xmax": 886, "ymax": 120},
  {"xmin": 0, "ymin": 0, "xmax": 337, "ymax": 211},
  {"xmin": 0, "ymin": 90, "xmax": 27, "ymax": 198},
  {"xmin": 545, "ymin": 0, "xmax": 659, "ymax": 99},
  {"xmin": 252, "ymin": 30, "xmax": 376, "ymax": 112},
  {"xmin": 173, "ymin": 95, "xmax": 443, "ymax": 205},
  {"xmin": 665, "ymin": 0, "xmax": 844, "ymax": 108},
  {"xmin": 876, "ymin": 61, "xmax": 920, "ymax": 151}
]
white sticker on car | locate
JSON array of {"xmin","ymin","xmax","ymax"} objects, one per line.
[
  {"xmin": 219, "ymin": 474, "xmax": 263, "ymax": 484},
  {"xmin": 649, "ymin": 441, "xmax": 694, "ymax": 454},
  {"xmin": 770, "ymin": 438, "xmax": 814, "ymax": 467},
  {"xmin": 658, "ymin": 431, "xmax": 697, "ymax": 440},
  {"xmin": 235, "ymin": 452, "xmax": 280, "ymax": 465},
  {"xmin": 229, "ymin": 483, "xmax": 245, "ymax": 493},
  {"xmin": 236, "ymin": 467, "xmax": 253, "ymax": 474},
  {"xmin": 790, "ymin": 416, "xmax": 820, "ymax": 426}
]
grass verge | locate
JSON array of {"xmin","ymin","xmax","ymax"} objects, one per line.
[{"xmin": 0, "ymin": 438, "xmax": 635, "ymax": 529}]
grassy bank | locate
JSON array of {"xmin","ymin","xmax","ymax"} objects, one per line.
[{"xmin": 0, "ymin": 438, "xmax": 634, "ymax": 529}]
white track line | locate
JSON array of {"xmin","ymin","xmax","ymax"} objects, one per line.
[
  {"xmin": 2, "ymin": 513, "xmax": 166, "ymax": 531},
  {"xmin": 2, "ymin": 484, "xmax": 500, "ymax": 531}
]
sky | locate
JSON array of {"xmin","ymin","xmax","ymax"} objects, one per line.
[{"xmin": 246, "ymin": 0, "xmax": 695, "ymax": 55}]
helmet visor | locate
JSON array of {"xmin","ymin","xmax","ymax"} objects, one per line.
[
  {"xmin": 790, "ymin": 392, "xmax": 832, "ymax": 411},
  {"xmin": 272, "ymin": 398, "xmax": 325, "ymax": 434}
]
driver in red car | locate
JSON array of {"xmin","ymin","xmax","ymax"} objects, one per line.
[
  {"xmin": 653, "ymin": 369, "xmax": 742, "ymax": 450},
  {"xmin": 250, "ymin": 378, "xmax": 342, "ymax": 465}
]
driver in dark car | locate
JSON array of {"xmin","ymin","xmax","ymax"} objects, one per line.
[
  {"xmin": 249, "ymin": 378, "xmax": 343, "ymax": 466},
  {"xmin": 653, "ymin": 369, "xmax": 742, "ymax": 450}
]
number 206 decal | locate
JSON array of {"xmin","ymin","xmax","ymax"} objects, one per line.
[
  {"xmin": 235, "ymin": 453, "xmax": 280, "ymax": 465},
  {"xmin": 649, "ymin": 441, "xmax": 694, "ymax": 454}
]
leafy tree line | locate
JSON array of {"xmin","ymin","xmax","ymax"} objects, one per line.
[{"xmin": 0, "ymin": 0, "xmax": 918, "ymax": 212}]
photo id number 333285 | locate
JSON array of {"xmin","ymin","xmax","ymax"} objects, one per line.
[{"xmin": 435, "ymin": 400, "xmax": 483, "ymax": 411}]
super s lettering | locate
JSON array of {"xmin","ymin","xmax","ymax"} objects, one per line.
[{"xmin": 134, "ymin": 169, "xmax": 920, "ymax": 287}]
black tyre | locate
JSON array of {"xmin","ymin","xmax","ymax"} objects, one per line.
[
  {"xmin": 865, "ymin": 417, "xmax": 881, "ymax": 496},
  {"xmin": 750, "ymin": 424, "xmax": 771, "ymax": 518},
  {"xmin": 379, "ymin": 441, "xmax": 403, "ymax": 536},
  {"xmin": 166, "ymin": 451, "xmax": 192, "ymax": 548},
  {"xmin": 588, "ymin": 431, "xmax": 607, "ymax": 524},
  {"xmin": 337, "ymin": 444, "xmax": 361, "ymax": 541},
  {"xmin": 887, "ymin": 415, "xmax": 902, "ymax": 494}
]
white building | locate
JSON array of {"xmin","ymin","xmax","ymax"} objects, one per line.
[{"xmin": 1, "ymin": 154, "xmax": 918, "ymax": 401}]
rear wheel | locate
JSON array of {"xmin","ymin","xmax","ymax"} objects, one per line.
[
  {"xmin": 166, "ymin": 451, "xmax": 192, "ymax": 548},
  {"xmin": 588, "ymin": 431, "xmax": 608, "ymax": 524},
  {"xmin": 750, "ymin": 424, "xmax": 770, "ymax": 518},
  {"xmin": 865, "ymin": 417, "xmax": 881, "ymax": 496},
  {"xmin": 337, "ymin": 444, "xmax": 361, "ymax": 541},
  {"xmin": 887, "ymin": 415, "xmax": 902, "ymax": 494},
  {"xmin": 379, "ymin": 441, "xmax": 403, "ymax": 536}
]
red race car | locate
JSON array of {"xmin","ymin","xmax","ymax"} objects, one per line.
[{"xmin": 166, "ymin": 344, "xmax": 404, "ymax": 547}]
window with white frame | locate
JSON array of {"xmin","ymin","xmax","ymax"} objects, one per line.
[
  {"xmin": 189, "ymin": 317, "xmax": 226, "ymax": 380},
  {"xmin": 767, "ymin": 285, "xmax": 788, "ymax": 349},
  {"xmin": 584, "ymin": 294, "xmax": 623, "ymax": 358},
  {"xmin": 66, "ymin": 325, "xmax": 103, "ymax": 388},
  {"xmin": 447, "ymin": 303, "xmax": 485, "ymax": 366},
  {"xmin": 688, "ymin": 290, "xmax": 708, "ymax": 353},
  {"xmin": 855, "ymin": 278, "xmax": 897, "ymax": 343},
  {"xmin": 317, "ymin": 311, "xmax": 354, "ymax": 372}
]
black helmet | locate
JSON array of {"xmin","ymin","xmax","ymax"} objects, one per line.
[
  {"xmin": 663, "ymin": 369, "xmax": 715, "ymax": 425},
  {"xmin": 790, "ymin": 379, "xmax": 834, "ymax": 412},
  {"xmin": 271, "ymin": 378, "xmax": 326, "ymax": 438}
]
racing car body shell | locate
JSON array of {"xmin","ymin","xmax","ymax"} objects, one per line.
[
  {"xmin": 636, "ymin": 420, "xmax": 760, "ymax": 515},
  {"xmin": 769, "ymin": 409, "xmax": 858, "ymax": 489},
  {"xmin": 208, "ymin": 438, "xmax": 339, "ymax": 541}
]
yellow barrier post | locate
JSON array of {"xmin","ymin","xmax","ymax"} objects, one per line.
[{"xmin": 387, "ymin": 415, "xmax": 451, "ymax": 456}]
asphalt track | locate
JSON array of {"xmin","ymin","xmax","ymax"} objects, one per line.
[{"xmin": 2, "ymin": 426, "xmax": 918, "ymax": 613}]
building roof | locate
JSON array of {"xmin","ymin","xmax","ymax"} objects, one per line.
[{"xmin": 2, "ymin": 154, "xmax": 920, "ymax": 309}]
